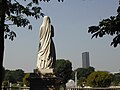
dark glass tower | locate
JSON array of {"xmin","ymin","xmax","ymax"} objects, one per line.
[{"xmin": 82, "ymin": 52, "xmax": 90, "ymax": 68}]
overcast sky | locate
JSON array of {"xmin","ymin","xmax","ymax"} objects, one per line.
[{"xmin": 4, "ymin": 0, "xmax": 120, "ymax": 73}]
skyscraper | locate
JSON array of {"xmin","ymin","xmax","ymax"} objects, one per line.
[{"xmin": 82, "ymin": 52, "xmax": 90, "ymax": 68}]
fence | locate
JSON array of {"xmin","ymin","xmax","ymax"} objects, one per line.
[
  {"xmin": 2, "ymin": 87, "xmax": 30, "ymax": 90},
  {"xmin": 2, "ymin": 87, "xmax": 120, "ymax": 90},
  {"xmin": 66, "ymin": 87, "xmax": 120, "ymax": 90}
]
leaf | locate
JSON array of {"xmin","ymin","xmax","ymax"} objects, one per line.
[
  {"xmin": 91, "ymin": 33, "xmax": 98, "ymax": 39},
  {"xmin": 117, "ymin": 6, "xmax": 120, "ymax": 14},
  {"xmin": 28, "ymin": 25, "xmax": 32, "ymax": 30},
  {"xmin": 11, "ymin": 36, "xmax": 13, "ymax": 41},
  {"xmin": 111, "ymin": 34, "xmax": 120, "ymax": 47},
  {"xmin": 32, "ymin": 0, "xmax": 39, "ymax": 4},
  {"xmin": 99, "ymin": 32, "xmax": 103, "ymax": 37},
  {"xmin": 11, "ymin": 31, "xmax": 16, "ymax": 37},
  {"xmin": 4, "ymin": 35, "xmax": 7, "ymax": 39},
  {"xmin": 27, "ymin": 2, "xmax": 33, "ymax": 7},
  {"xmin": 88, "ymin": 26, "xmax": 100, "ymax": 34},
  {"xmin": 41, "ymin": 13, "xmax": 45, "ymax": 17}
]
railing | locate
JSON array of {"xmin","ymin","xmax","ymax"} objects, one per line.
[
  {"xmin": 66, "ymin": 87, "xmax": 120, "ymax": 90},
  {"xmin": 2, "ymin": 87, "xmax": 30, "ymax": 90},
  {"xmin": 2, "ymin": 87, "xmax": 120, "ymax": 90}
]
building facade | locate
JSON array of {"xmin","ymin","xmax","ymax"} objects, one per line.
[{"xmin": 82, "ymin": 52, "xmax": 90, "ymax": 68}]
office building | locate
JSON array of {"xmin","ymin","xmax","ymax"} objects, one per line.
[{"xmin": 82, "ymin": 52, "xmax": 90, "ymax": 68}]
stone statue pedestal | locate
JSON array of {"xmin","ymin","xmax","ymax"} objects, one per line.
[
  {"xmin": 37, "ymin": 68, "xmax": 54, "ymax": 76},
  {"xmin": 28, "ymin": 73, "xmax": 64, "ymax": 90}
]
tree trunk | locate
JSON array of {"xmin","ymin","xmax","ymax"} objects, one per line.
[
  {"xmin": 0, "ymin": 0, "xmax": 6, "ymax": 89},
  {"xmin": 0, "ymin": 34, "xmax": 4, "ymax": 90}
]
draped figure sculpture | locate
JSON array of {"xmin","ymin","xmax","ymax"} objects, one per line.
[{"xmin": 36, "ymin": 16, "xmax": 56, "ymax": 75}]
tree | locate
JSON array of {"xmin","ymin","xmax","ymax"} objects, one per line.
[
  {"xmin": 88, "ymin": 4, "xmax": 120, "ymax": 47},
  {"xmin": 23, "ymin": 73, "xmax": 30, "ymax": 87},
  {"xmin": 55, "ymin": 59, "xmax": 73, "ymax": 84},
  {"xmin": 72, "ymin": 67, "xmax": 95, "ymax": 86},
  {"xmin": 111, "ymin": 73, "xmax": 120, "ymax": 86},
  {"xmin": 14, "ymin": 69, "xmax": 24, "ymax": 82},
  {"xmin": 86, "ymin": 71, "xmax": 113, "ymax": 87},
  {"xmin": 4, "ymin": 69, "xmax": 24, "ymax": 83},
  {"xmin": 0, "ymin": 0, "xmax": 63, "ymax": 89},
  {"xmin": 73, "ymin": 67, "xmax": 95, "ymax": 79},
  {"xmin": 4, "ymin": 70, "xmax": 17, "ymax": 83}
]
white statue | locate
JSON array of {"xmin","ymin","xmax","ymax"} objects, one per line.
[{"xmin": 36, "ymin": 16, "xmax": 56, "ymax": 75}]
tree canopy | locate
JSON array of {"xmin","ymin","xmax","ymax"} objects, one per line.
[
  {"xmin": 111, "ymin": 73, "xmax": 120, "ymax": 86},
  {"xmin": 74, "ymin": 67, "xmax": 95, "ymax": 79},
  {"xmin": 88, "ymin": 5, "xmax": 120, "ymax": 47},
  {"xmin": 72, "ymin": 67, "xmax": 95, "ymax": 86},
  {"xmin": 55, "ymin": 59, "xmax": 73, "ymax": 84},
  {"xmin": 3, "ymin": 0, "xmax": 44, "ymax": 41},
  {"xmin": 86, "ymin": 71, "xmax": 113, "ymax": 87},
  {"xmin": 23, "ymin": 73, "xmax": 30, "ymax": 86},
  {"xmin": 4, "ymin": 69, "xmax": 24, "ymax": 83}
]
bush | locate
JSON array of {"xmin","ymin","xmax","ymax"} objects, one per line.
[{"xmin": 86, "ymin": 71, "xmax": 113, "ymax": 87}]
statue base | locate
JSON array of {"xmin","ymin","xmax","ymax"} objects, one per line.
[{"xmin": 28, "ymin": 73, "xmax": 64, "ymax": 90}]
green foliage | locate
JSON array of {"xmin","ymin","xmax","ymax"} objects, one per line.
[
  {"xmin": 72, "ymin": 67, "xmax": 95, "ymax": 86},
  {"xmin": 3, "ymin": 0, "xmax": 43, "ymax": 41},
  {"xmin": 111, "ymin": 73, "xmax": 120, "ymax": 86},
  {"xmin": 73, "ymin": 67, "xmax": 95, "ymax": 80},
  {"xmin": 55, "ymin": 59, "xmax": 73, "ymax": 84},
  {"xmin": 86, "ymin": 71, "xmax": 113, "ymax": 87},
  {"xmin": 4, "ymin": 69, "xmax": 25, "ymax": 83},
  {"xmin": 88, "ymin": 5, "xmax": 120, "ymax": 47},
  {"xmin": 4, "ymin": 70, "xmax": 16, "ymax": 83},
  {"xmin": 2, "ymin": 81, "xmax": 9, "ymax": 87},
  {"xmin": 77, "ymin": 77, "xmax": 86, "ymax": 86},
  {"xmin": 13, "ymin": 69, "xmax": 24, "ymax": 82},
  {"xmin": 23, "ymin": 73, "xmax": 30, "ymax": 86}
]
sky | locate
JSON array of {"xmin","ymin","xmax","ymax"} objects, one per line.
[{"xmin": 3, "ymin": 0, "xmax": 120, "ymax": 73}]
